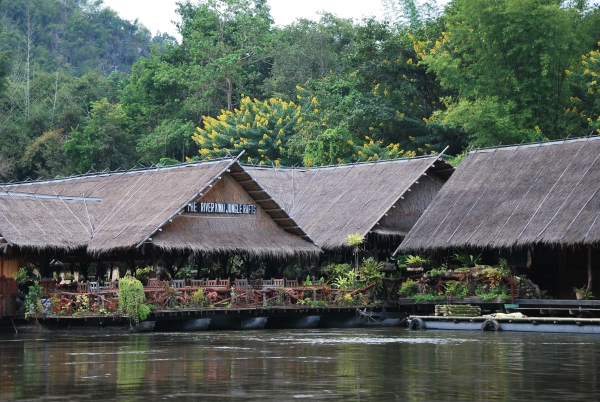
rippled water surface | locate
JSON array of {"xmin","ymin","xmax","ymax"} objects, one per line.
[{"xmin": 1, "ymin": 328, "xmax": 599, "ymax": 401}]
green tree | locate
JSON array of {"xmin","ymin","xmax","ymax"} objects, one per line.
[
  {"xmin": 0, "ymin": 50, "xmax": 9, "ymax": 96},
  {"xmin": 420, "ymin": 0, "xmax": 599, "ymax": 146},
  {"xmin": 136, "ymin": 118, "xmax": 196, "ymax": 164},
  {"xmin": 177, "ymin": 0, "xmax": 273, "ymax": 114},
  {"xmin": 63, "ymin": 98, "xmax": 135, "ymax": 173},
  {"xmin": 20, "ymin": 129, "xmax": 69, "ymax": 179},
  {"xmin": 263, "ymin": 14, "xmax": 356, "ymax": 98}
]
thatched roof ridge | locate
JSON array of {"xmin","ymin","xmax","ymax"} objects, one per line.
[
  {"xmin": 245, "ymin": 155, "xmax": 453, "ymax": 249},
  {"xmin": 397, "ymin": 136, "xmax": 600, "ymax": 253}
]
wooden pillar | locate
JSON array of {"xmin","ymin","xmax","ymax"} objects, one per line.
[
  {"xmin": 586, "ymin": 245, "xmax": 593, "ymax": 293},
  {"xmin": 557, "ymin": 247, "xmax": 568, "ymax": 299}
]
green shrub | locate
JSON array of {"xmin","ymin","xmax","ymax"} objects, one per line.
[
  {"xmin": 398, "ymin": 279, "xmax": 417, "ymax": 297},
  {"xmin": 405, "ymin": 255, "xmax": 430, "ymax": 267},
  {"xmin": 192, "ymin": 288, "xmax": 206, "ymax": 306},
  {"xmin": 358, "ymin": 258, "xmax": 385, "ymax": 294},
  {"xmin": 119, "ymin": 276, "xmax": 148, "ymax": 327},
  {"xmin": 410, "ymin": 291, "xmax": 445, "ymax": 303},
  {"xmin": 134, "ymin": 267, "xmax": 151, "ymax": 286},
  {"xmin": 453, "ymin": 251, "xmax": 481, "ymax": 267},
  {"xmin": 14, "ymin": 268, "xmax": 29, "ymax": 285},
  {"xmin": 24, "ymin": 281, "xmax": 43, "ymax": 316},
  {"xmin": 444, "ymin": 282, "xmax": 469, "ymax": 299}
]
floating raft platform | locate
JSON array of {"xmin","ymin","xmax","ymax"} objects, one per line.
[
  {"xmin": 3, "ymin": 306, "xmax": 369, "ymax": 332},
  {"xmin": 408, "ymin": 315, "xmax": 600, "ymax": 334}
]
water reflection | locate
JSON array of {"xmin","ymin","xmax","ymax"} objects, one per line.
[{"xmin": 1, "ymin": 329, "xmax": 599, "ymax": 400}]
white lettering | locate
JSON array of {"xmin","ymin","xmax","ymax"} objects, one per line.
[{"xmin": 189, "ymin": 202, "xmax": 257, "ymax": 214}]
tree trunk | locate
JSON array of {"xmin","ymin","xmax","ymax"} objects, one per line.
[
  {"xmin": 586, "ymin": 246, "xmax": 593, "ymax": 293},
  {"xmin": 226, "ymin": 77, "xmax": 233, "ymax": 111}
]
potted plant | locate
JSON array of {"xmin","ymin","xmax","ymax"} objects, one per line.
[
  {"xmin": 573, "ymin": 286, "xmax": 594, "ymax": 300},
  {"xmin": 405, "ymin": 255, "xmax": 429, "ymax": 270}
]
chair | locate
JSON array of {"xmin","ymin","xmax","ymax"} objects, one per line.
[
  {"xmin": 191, "ymin": 279, "xmax": 205, "ymax": 288},
  {"xmin": 217, "ymin": 278, "xmax": 230, "ymax": 290},
  {"xmin": 205, "ymin": 279, "xmax": 217, "ymax": 287},
  {"xmin": 273, "ymin": 278, "xmax": 285, "ymax": 288},
  {"xmin": 261, "ymin": 279, "xmax": 275, "ymax": 290},
  {"xmin": 171, "ymin": 279, "xmax": 186, "ymax": 289},
  {"xmin": 234, "ymin": 279, "xmax": 250, "ymax": 304},
  {"xmin": 88, "ymin": 281, "xmax": 99, "ymax": 293},
  {"xmin": 77, "ymin": 282, "xmax": 89, "ymax": 293},
  {"xmin": 286, "ymin": 279, "xmax": 298, "ymax": 288},
  {"xmin": 105, "ymin": 281, "xmax": 118, "ymax": 290},
  {"xmin": 147, "ymin": 278, "xmax": 162, "ymax": 288}
]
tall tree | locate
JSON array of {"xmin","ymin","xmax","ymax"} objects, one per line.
[
  {"xmin": 263, "ymin": 14, "xmax": 356, "ymax": 99},
  {"xmin": 177, "ymin": 0, "xmax": 273, "ymax": 114},
  {"xmin": 63, "ymin": 98, "xmax": 135, "ymax": 173},
  {"xmin": 420, "ymin": 0, "xmax": 600, "ymax": 146}
]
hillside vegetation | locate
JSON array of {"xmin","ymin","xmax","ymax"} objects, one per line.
[{"xmin": 1, "ymin": 0, "xmax": 599, "ymax": 181}]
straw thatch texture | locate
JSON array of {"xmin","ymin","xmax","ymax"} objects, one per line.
[
  {"xmin": 1, "ymin": 158, "xmax": 318, "ymax": 257},
  {"xmin": 1, "ymin": 160, "xmax": 236, "ymax": 253},
  {"xmin": 398, "ymin": 137, "xmax": 600, "ymax": 252},
  {"xmin": 0, "ymin": 193, "xmax": 95, "ymax": 251},
  {"xmin": 152, "ymin": 216, "xmax": 319, "ymax": 257},
  {"xmin": 151, "ymin": 172, "xmax": 320, "ymax": 257},
  {"xmin": 247, "ymin": 157, "xmax": 452, "ymax": 249}
]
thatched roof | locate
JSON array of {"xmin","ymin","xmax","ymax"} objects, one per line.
[
  {"xmin": 0, "ymin": 157, "xmax": 319, "ymax": 258},
  {"xmin": 397, "ymin": 137, "xmax": 600, "ymax": 253},
  {"xmin": 0, "ymin": 192, "xmax": 97, "ymax": 251},
  {"xmin": 246, "ymin": 156, "xmax": 454, "ymax": 250}
]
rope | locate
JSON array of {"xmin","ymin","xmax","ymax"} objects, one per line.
[
  {"xmin": 534, "ymin": 139, "xmax": 598, "ymax": 240},
  {"xmin": 5, "ymin": 192, "xmax": 46, "ymax": 235},
  {"xmin": 32, "ymin": 194, "xmax": 73, "ymax": 237},
  {"xmin": 563, "ymin": 185, "xmax": 600, "ymax": 241},
  {"xmin": 93, "ymin": 168, "xmax": 159, "ymax": 234},
  {"xmin": 491, "ymin": 140, "xmax": 568, "ymax": 246},
  {"xmin": 55, "ymin": 193, "xmax": 92, "ymax": 237},
  {"xmin": 420, "ymin": 145, "xmax": 491, "ymax": 248},
  {"xmin": 448, "ymin": 144, "xmax": 521, "ymax": 244}
]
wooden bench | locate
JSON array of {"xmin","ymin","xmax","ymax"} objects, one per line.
[
  {"xmin": 147, "ymin": 278, "xmax": 163, "ymax": 288},
  {"xmin": 77, "ymin": 282, "xmax": 88, "ymax": 293}
]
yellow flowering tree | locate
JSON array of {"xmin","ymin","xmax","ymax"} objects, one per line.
[
  {"xmin": 191, "ymin": 96, "xmax": 302, "ymax": 165},
  {"xmin": 565, "ymin": 45, "xmax": 600, "ymax": 136}
]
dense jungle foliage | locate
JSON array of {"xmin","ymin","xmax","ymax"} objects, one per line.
[{"xmin": 1, "ymin": 0, "xmax": 599, "ymax": 181}]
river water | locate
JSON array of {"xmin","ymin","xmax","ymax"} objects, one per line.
[{"xmin": 0, "ymin": 328, "xmax": 598, "ymax": 401}]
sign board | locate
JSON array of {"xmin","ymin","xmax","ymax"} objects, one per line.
[{"xmin": 186, "ymin": 202, "xmax": 257, "ymax": 215}]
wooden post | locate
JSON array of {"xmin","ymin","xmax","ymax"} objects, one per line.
[{"xmin": 586, "ymin": 246, "xmax": 593, "ymax": 294}]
